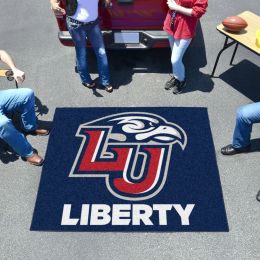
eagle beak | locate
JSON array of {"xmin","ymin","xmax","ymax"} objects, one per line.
[{"xmin": 135, "ymin": 125, "xmax": 186, "ymax": 149}]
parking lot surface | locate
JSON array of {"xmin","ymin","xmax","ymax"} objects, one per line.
[{"xmin": 0, "ymin": 1, "xmax": 259, "ymax": 259}]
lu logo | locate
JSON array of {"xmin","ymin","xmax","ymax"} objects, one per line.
[{"xmin": 69, "ymin": 112, "xmax": 187, "ymax": 201}]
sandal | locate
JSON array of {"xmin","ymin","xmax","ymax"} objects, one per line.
[
  {"xmin": 104, "ymin": 85, "xmax": 113, "ymax": 93},
  {"xmin": 82, "ymin": 82, "xmax": 96, "ymax": 89}
]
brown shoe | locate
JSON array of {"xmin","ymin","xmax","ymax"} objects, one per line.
[
  {"xmin": 29, "ymin": 128, "xmax": 50, "ymax": 136},
  {"xmin": 25, "ymin": 153, "xmax": 44, "ymax": 166}
]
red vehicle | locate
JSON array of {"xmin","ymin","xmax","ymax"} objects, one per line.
[{"xmin": 56, "ymin": 0, "xmax": 169, "ymax": 49}]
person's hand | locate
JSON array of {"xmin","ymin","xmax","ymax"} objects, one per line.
[
  {"xmin": 104, "ymin": 0, "xmax": 112, "ymax": 8},
  {"xmin": 51, "ymin": 1, "xmax": 66, "ymax": 16},
  {"xmin": 167, "ymin": 0, "xmax": 180, "ymax": 11},
  {"xmin": 12, "ymin": 68, "xmax": 25, "ymax": 84}
]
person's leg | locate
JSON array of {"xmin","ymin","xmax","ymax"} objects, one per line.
[
  {"xmin": 165, "ymin": 36, "xmax": 191, "ymax": 93},
  {"xmin": 168, "ymin": 34, "xmax": 175, "ymax": 50},
  {"xmin": 0, "ymin": 89, "xmax": 45, "ymax": 164},
  {"xmin": 66, "ymin": 17, "xmax": 93, "ymax": 84},
  {"xmin": 0, "ymin": 114, "xmax": 33, "ymax": 157},
  {"xmin": 232, "ymin": 102, "xmax": 260, "ymax": 148},
  {"xmin": 0, "ymin": 88, "xmax": 37, "ymax": 131},
  {"xmin": 171, "ymin": 38, "xmax": 192, "ymax": 82},
  {"xmin": 88, "ymin": 23, "xmax": 110, "ymax": 86},
  {"xmin": 164, "ymin": 35, "xmax": 176, "ymax": 90}
]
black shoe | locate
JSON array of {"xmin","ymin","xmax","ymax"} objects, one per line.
[
  {"xmin": 172, "ymin": 79, "xmax": 186, "ymax": 94},
  {"xmin": 221, "ymin": 144, "xmax": 251, "ymax": 155},
  {"xmin": 256, "ymin": 190, "xmax": 260, "ymax": 202},
  {"xmin": 164, "ymin": 76, "xmax": 176, "ymax": 90}
]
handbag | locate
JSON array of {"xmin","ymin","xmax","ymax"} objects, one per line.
[{"xmin": 170, "ymin": 10, "xmax": 177, "ymax": 30}]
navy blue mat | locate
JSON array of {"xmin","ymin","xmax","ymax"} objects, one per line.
[{"xmin": 31, "ymin": 107, "xmax": 228, "ymax": 232}]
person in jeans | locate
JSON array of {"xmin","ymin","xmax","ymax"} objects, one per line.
[
  {"xmin": 221, "ymin": 103, "xmax": 260, "ymax": 203},
  {"xmin": 0, "ymin": 50, "xmax": 49, "ymax": 166},
  {"xmin": 221, "ymin": 102, "xmax": 260, "ymax": 155},
  {"xmin": 50, "ymin": 0, "xmax": 113, "ymax": 93},
  {"xmin": 163, "ymin": 0, "xmax": 208, "ymax": 94}
]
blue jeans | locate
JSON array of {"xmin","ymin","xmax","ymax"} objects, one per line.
[
  {"xmin": 67, "ymin": 17, "xmax": 110, "ymax": 86},
  {"xmin": 0, "ymin": 88, "xmax": 37, "ymax": 157},
  {"xmin": 168, "ymin": 35, "xmax": 192, "ymax": 82},
  {"xmin": 232, "ymin": 102, "xmax": 260, "ymax": 148}
]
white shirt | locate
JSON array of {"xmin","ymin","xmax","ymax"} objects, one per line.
[{"xmin": 71, "ymin": 0, "xmax": 99, "ymax": 23}]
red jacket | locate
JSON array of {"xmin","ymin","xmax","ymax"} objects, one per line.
[{"xmin": 163, "ymin": 0, "xmax": 208, "ymax": 39}]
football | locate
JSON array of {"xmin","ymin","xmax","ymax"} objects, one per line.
[{"xmin": 222, "ymin": 16, "xmax": 248, "ymax": 32}]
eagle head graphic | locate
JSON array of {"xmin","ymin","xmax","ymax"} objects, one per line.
[{"xmin": 81, "ymin": 112, "xmax": 187, "ymax": 150}]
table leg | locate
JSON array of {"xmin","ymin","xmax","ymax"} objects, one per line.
[
  {"xmin": 230, "ymin": 43, "xmax": 239, "ymax": 65},
  {"xmin": 211, "ymin": 37, "xmax": 236, "ymax": 77}
]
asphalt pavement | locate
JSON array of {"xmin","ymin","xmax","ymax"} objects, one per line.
[{"xmin": 0, "ymin": 0, "xmax": 259, "ymax": 259}]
